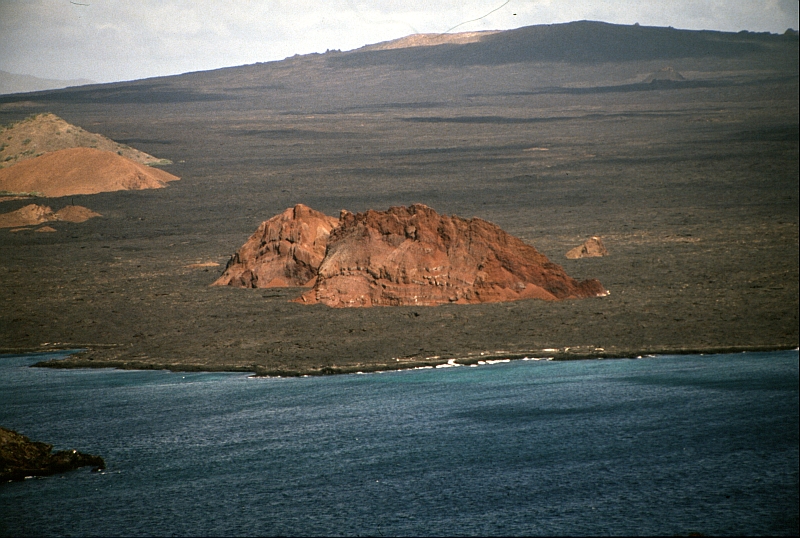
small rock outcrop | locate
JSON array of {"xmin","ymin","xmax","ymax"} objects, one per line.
[
  {"xmin": 1, "ymin": 426, "xmax": 105, "ymax": 482},
  {"xmin": 53, "ymin": 205, "xmax": 102, "ymax": 223},
  {"xmin": 0, "ymin": 203, "xmax": 101, "ymax": 229},
  {"xmin": 566, "ymin": 236, "xmax": 608, "ymax": 259},
  {"xmin": 0, "ymin": 147, "xmax": 179, "ymax": 197},
  {"xmin": 0, "ymin": 204, "xmax": 55, "ymax": 228},
  {"xmin": 297, "ymin": 204, "xmax": 606, "ymax": 307},
  {"xmin": 213, "ymin": 204, "xmax": 338, "ymax": 288}
]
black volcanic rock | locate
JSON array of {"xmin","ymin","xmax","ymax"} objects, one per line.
[{"xmin": 0, "ymin": 426, "xmax": 105, "ymax": 482}]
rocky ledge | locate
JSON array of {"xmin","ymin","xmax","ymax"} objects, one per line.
[{"xmin": 0, "ymin": 426, "xmax": 105, "ymax": 482}]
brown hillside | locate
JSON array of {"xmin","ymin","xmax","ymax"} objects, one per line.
[
  {"xmin": 297, "ymin": 204, "xmax": 607, "ymax": 307},
  {"xmin": 0, "ymin": 113, "xmax": 170, "ymax": 168},
  {"xmin": 359, "ymin": 30, "xmax": 501, "ymax": 51},
  {"xmin": 214, "ymin": 204, "xmax": 338, "ymax": 288},
  {"xmin": 0, "ymin": 147, "xmax": 179, "ymax": 197}
]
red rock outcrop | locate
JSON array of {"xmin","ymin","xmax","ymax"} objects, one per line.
[
  {"xmin": 213, "ymin": 204, "xmax": 338, "ymax": 288},
  {"xmin": 297, "ymin": 204, "xmax": 606, "ymax": 307},
  {"xmin": 566, "ymin": 236, "xmax": 608, "ymax": 259}
]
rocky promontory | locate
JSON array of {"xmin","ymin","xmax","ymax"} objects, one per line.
[
  {"xmin": 0, "ymin": 426, "xmax": 105, "ymax": 482},
  {"xmin": 297, "ymin": 204, "xmax": 606, "ymax": 307},
  {"xmin": 213, "ymin": 204, "xmax": 338, "ymax": 288}
]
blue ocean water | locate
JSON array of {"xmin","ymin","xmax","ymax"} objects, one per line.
[{"xmin": 0, "ymin": 351, "xmax": 797, "ymax": 536}]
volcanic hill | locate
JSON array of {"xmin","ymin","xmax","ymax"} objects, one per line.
[
  {"xmin": 252, "ymin": 204, "xmax": 604, "ymax": 307},
  {"xmin": 217, "ymin": 204, "xmax": 606, "ymax": 307},
  {"xmin": 0, "ymin": 147, "xmax": 179, "ymax": 197},
  {"xmin": 0, "ymin": 113, "xmax": 170, "ymax": 168}
]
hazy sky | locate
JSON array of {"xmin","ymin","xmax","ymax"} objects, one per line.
[{"xmin": 1, "ymin": 0, "xmax": 798, "ymax": 83}]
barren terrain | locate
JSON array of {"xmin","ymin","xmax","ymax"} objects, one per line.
[{"xmin": 0, "ymin": 22, "xmax": 796, "ymax": 375}]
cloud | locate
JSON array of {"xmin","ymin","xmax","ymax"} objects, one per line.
[{"xmin": 0, "ymin": 0, "xmax": 797, "ymax": 83}]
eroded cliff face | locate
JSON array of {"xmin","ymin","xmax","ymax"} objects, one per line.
[
  {"xmin": 213, "ymin": 204, "xmax": 338, "ymax": 288},
  {"xmin": 297, "ymin": 204, "xmax": 606, "ymax": 307}
]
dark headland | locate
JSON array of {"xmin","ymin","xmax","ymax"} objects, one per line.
[
  {"xmin": 0, "ymin": 21, "xmax": 797, "ymax": 375},
  {"xmin": 0, "ymin": 426, "xmax": 105, "ymax": 482}
]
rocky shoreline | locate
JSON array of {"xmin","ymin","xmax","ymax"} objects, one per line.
[
  {"xmin": 0, "ymin": 426, "xmax": 105, "ymax": 483},
  {"xmin": 26, "ymin": 343, "xmax": 797, "ymax": 377}
]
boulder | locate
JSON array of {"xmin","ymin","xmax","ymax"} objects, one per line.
[
  {"xmin": 566, "ymin": 236, "xmax": 608, "ymax": 259},
  {"xmin": 297, "ymin": 204, "xmax": 606, "ymax": 307},
  {"xmin": 213, "ymin": 204, "xmax": 338, "ymax": 288}
]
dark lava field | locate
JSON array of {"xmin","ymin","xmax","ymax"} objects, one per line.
[{"xmin": 0, "ymin": 22, "xmax": 797, "ymax": 374}]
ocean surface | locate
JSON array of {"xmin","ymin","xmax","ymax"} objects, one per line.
[{"xmin": 1, "ymin": 350, "xmax": 797, "ymax": 536}]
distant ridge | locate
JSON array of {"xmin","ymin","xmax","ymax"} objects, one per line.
[
  {"xmin": 0, "ymin": 21, "xmax": 794, "ymax": 111},
  {"xmin": 0, "ymin": 70, "xmax": 94, "ymax": 96},
  {"xmin": 328, "ymin": 21, "xmax": 796, "ymax": 67}
]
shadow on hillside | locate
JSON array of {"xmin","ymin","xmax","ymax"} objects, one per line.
[
  {"xmin": 499, "ymin": 75, "xmax": 799, "ymax": 96},
  {"xmin": 0, "ymin": 83, "xmax": 230, "ymax": 106}
]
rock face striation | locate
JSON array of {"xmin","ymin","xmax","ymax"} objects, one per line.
[
  {"xmin": 296, "ymin": 204, "xmax": 606, "ymax": 307},
  {"xmin": 0, "ymin": 147, "xmax": 179, "ymax": 197},
  {"xmin": 566, "ymin": 236, "xmax": 608, "ymax": 259},
  {"xmin": 0, "ymin": 426, "xmax": 105, "ymax": 482},
  {"xmin": 213, "ymin": 204, "xmax": 339, "ymax": 288}
]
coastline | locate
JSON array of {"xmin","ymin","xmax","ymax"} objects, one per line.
[{"xmin": 16, "ymin": 343, "xmax": 799, "ymax": 377}]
